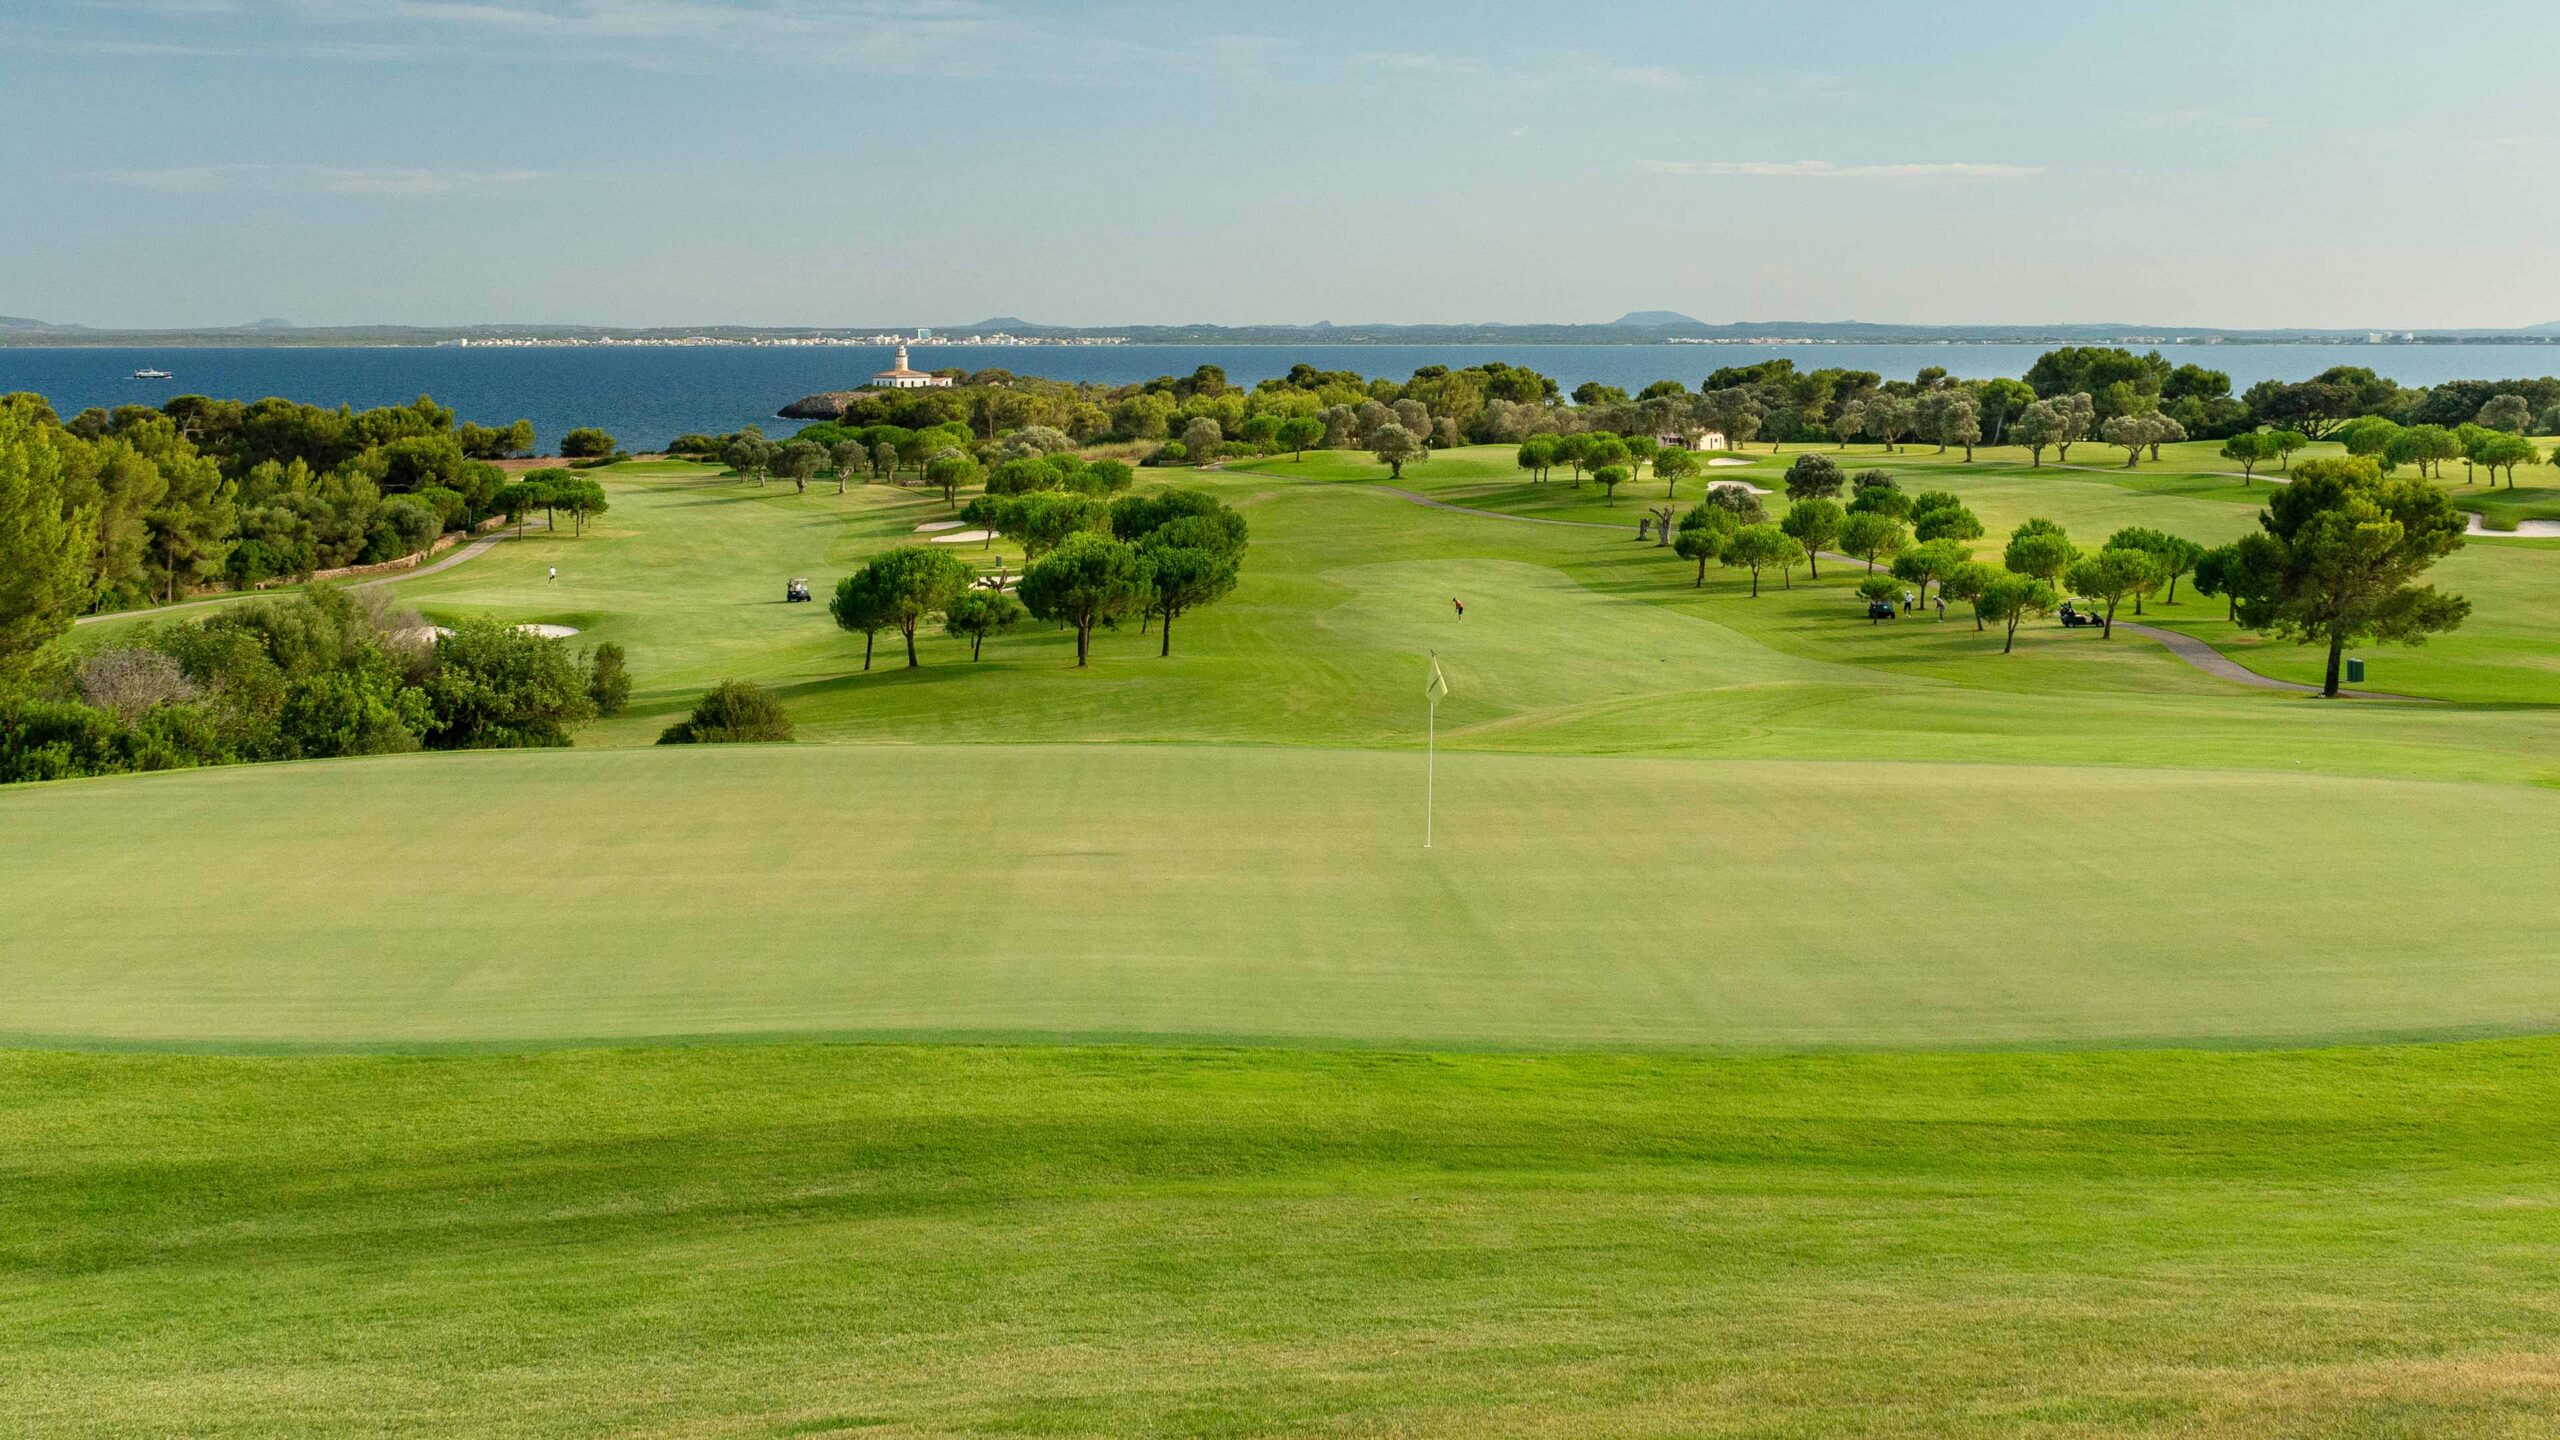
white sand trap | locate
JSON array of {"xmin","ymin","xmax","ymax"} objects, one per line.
[
  {"xmin": 394, "ymin": 622, "xmax": 578, "ymax": 642},
  {"xmin": 1705, "ymin": 457, "xmax": 1755, "ymax": 467},
  {"xmin": 1708, "ymin": 478, "xmax": 1773, "ymax": 496},
  {"xmin": 914, "ymin": 520, "xmax": 966, "ymax": 532},
  {"xmin": 930, "ymin": 530, "xmax": 996, "ymax": 544},
  {"xmin": 2466, "ymin": 514, "xmax": 2560, "ymax": 537}
]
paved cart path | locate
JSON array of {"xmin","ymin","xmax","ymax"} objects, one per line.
[{"xmin": 74, "ymin": 533, "xmax": 511, "ymax": 627}]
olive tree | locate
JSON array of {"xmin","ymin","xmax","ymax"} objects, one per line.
[
  {"xmin": 1368, "ymin": 423, "xmax": 1425, "ymax": 479},
  {"xmin": 772, "ymin": 439, "xmax": 825, "ymax": 493}
]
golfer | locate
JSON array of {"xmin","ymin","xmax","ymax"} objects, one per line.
[
  {"xmin": 548, "ymin": 566, "xmax": 558, "ymax": 584},
  {"xmin": 1452, "ymin": 597, "xmax": 1465, "ymax": 620}
]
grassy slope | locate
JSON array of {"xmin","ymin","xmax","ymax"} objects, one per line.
[
  {"xmin": 1250, "ymin": 441, "xmax": 2560, "ymax": 706},
  {"xmin": 9, "ymin": 1041, "xmax": 2560, "ymax": 1439}
]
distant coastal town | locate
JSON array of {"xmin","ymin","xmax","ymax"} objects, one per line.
[{"xmin": 436, "ymin": 329, "xmax": 1130, "ymax": 349}]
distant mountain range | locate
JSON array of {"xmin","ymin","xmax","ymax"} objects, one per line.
[{"xmin": 4, "ymin": 314, "xmax": 2559, "ymax": 347}]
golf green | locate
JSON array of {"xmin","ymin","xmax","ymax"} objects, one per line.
[{"xmin": 7, "ymin": 743, "xmax": 2554, "ymax": 1050}]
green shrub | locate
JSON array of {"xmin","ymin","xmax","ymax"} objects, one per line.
[
  {"xmin": 586, "ymin": 642, "xmax": 631, "ymax": 716},
  {"xmin": 424, "ymin": 618, "xmax": 595, "ymax": 749},
  {"xmin": 658, "ymin": 680, "xmax": 792, "ymax": 745}
]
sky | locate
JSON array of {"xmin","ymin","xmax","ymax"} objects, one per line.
[{"xmin": 7, "ymin": 0, "xmax": 2560, "ymax": 331}]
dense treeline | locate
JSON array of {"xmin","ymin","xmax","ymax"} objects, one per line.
[
  {"xmin": 2, "ymin": 390, "xmax": 549, "ymax": 616},
  {"xmin": 768, "ymin": 351, "xmax": 2560, "ymax": 478}
]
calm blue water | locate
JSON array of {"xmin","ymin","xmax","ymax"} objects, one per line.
[{"xmin": 7, "ymin": 342, "xmax": 2557, "ymax": 452}]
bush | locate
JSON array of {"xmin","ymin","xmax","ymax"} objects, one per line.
[
  {"xmin": 559, "ymin": 427, "xmax": 617, "ymax": 459},
  {"xmin": 424, "ymin": 617, "xmax": 596, "ymax": 749},
  {"xmin": 377, "ymin": 496, "xmax": 443, "ymax": 557},
  {"xmin": 225, "ymin": 538, "xmax": 290, "ymax": 586},
  {"xmin": 0, "ymin": 694, "xmax": 236, "ymax": 783},
  {"xmin": 0, "ymin": 697, "xmax": 133, "ymax": 783},
  {"xmin": 658, "ymin": 679, "xmax": 792, "ymax": 744},
  {"xmin": 75, "ymin": 646, "xmax": 200, "ymax": 720},
  {"xmin": 585, "ymin": 642, "xmax": 631, "ymax": 716}
]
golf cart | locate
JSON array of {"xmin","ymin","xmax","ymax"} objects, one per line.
[
  {"xmin": 2058, "ymin": 600, "xmax": 2103, "ymax": 628},
  {"xmin": 1865, "ymin": 599, "xmax": 1898, "ymax": 621},
  {"xmin": 785, "ymin": 578, "xmax": 812, "ymax": 603}
]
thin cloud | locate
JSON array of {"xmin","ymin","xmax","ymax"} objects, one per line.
[
  {"xmin": 2132, "ymin": 108, "xmax": 2272, "ymax": 132},
  {"xmin": 1354, "ymin": 51, "xmax": 1489, "ymax": 75},
  {"xmin": 96, "ymin": 163, "xmax": 546, "ymax": 196},
  {"xmin": 287, "ymin": 0, "xmax": 1007, "ymax": 67},
  {"xmin": 1641, "ymin": 159, "xmax": 2044, "ymax": 180}
]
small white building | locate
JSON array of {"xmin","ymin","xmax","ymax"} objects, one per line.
[
  {"xmin": 1656, "ymin": 430, "xmax": 1730, "ymax": 452},
  {"xmin": 869, "ymin": 344, "xmax": 953, "ymax": 390}
]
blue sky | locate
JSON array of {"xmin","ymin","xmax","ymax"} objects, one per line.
[{"xmin": 7, "ymin": 0, "xmax": 2558, "ymax": 329}]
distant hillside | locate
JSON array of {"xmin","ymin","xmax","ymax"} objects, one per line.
[
  {"xmin": 0, "ymin": 315, "xmax": 69, "ymax": 331},
  {"xmin": 1612, "ymin": 310, "xmax": 1704, "ymax": 328}
]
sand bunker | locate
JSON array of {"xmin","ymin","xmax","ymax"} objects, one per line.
[
  {"xmin": 914, "ymin": 520, "xmax": 966, "ymax": 532},
  {"xmin": 393, "ymin": 622, "xmax": 580, "ymax": 642},
  {"xmin": 931, "ymin": 530, "xmax": 996, "ymax": 544},
  {"xmin": 1705, "ymin": 457, "xmax": 1754, "ymax": 468},
  {"xmin": 2466, "ymin": 515, "xmax": 2560, "ymax": 537}
]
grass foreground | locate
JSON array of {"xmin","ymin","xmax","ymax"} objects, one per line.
[{"xmin": 9, "ymin": 1040, "xmax": 2560, "ymax": 1438}]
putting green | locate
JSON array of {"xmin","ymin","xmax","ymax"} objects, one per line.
[{"xmin": 7, "ymin": 743, "xmax": 2555, "ymax": 1049}]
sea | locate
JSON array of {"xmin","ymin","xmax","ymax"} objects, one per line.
[{"xmin": 8, "ymin": 342, "xmax": 2559, "ymax": 452}]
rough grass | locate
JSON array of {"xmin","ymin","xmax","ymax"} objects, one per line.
[{"xmin": 7, "ymin": 1040, "xmax": 2560, "ymax": 1438}]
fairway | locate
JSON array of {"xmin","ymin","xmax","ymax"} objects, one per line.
[{"xmin": 7, "ymin": 743, "xmax": 2558, "ymax": 1049}]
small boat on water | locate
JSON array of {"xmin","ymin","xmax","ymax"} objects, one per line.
[{"xmin": 130, "ymin": 368, "xmax": 173, "ymax": 380}]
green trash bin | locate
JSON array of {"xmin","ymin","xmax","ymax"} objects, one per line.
[{"xmin": 2346, "ymin": 657, "xmax": 2366, "ymax": 684}]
